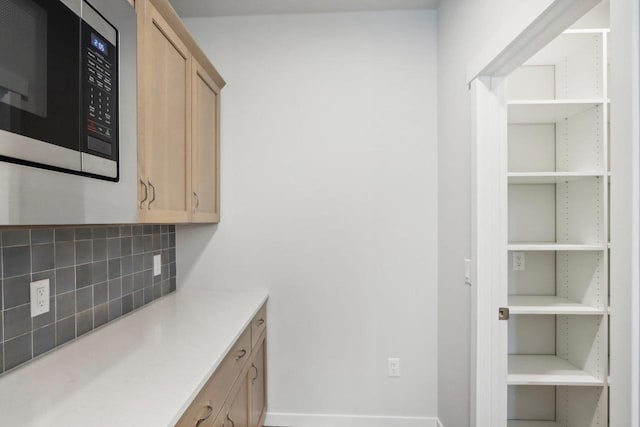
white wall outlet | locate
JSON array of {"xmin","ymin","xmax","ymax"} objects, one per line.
[
  {"xmin": 464, "ymin": 258, "xmax": 472, "ymax": 285},
  {"xmin": 512, "ymin": 252, "xmax": 525, "ymax": 271},
  {"xmin": 30, "ymin": 279, "xmax": 50, "ymax": 317},
  {"xmin": 388, "ymin": 358, "xmax": 401, "ymax": 377},
  {"xmin": 153, "ymin": 254, "xmax": 162, "ymax": 276}
]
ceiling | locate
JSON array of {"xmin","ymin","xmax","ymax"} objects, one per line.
[{"xmin": 169, "ymin": 0, "xmax": 440, "ymax": 18}]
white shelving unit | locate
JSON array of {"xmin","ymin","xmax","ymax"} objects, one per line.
[{"xmin": 506, "ymin": 28, "xmax": 609, "ymax": 426}]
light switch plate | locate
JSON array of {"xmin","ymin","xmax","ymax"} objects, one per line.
[
  {"xmin": 153, "ymin": 254, "xmax": 161, "ymax": 277},
  {"xmin": 30, "ymin": 279, "xmax": 50, "ymax": 317},
  {"xmin": 388, "ymin": 358, "xmax": 401, "ymax": 377}
]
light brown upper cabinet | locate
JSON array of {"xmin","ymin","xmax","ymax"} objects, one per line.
[
  {"xmin": 191, "ymin": 59, "xmax": 221, "ymax": 223},
  {"xmin": 136, "ymin": 0, "xmax": 225, "ymax": 224}
]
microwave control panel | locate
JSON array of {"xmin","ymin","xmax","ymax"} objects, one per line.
[{"xmin": 81, "ymin": 21, "xmax": 118, "ymax": 161}]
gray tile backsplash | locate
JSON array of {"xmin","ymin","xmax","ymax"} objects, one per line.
[{"xmin": 0, "ymin": 225, "xmax": 177, "ymax": 374}]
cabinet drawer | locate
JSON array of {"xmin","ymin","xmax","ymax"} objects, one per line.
[
  {"xmin": 251, "ymin": 304, "xmax": 267, "ymax": 348},
  {"xmin": 176, "ymin": 327, "xmax": 252, "ymax": 427}
]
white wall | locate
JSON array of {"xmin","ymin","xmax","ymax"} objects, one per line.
[
  {"xmin": 437, "ymin": 1, "xmax": 543, "ymax": 426},
  {"xmin": 177, "ymin": 10, "xmax": 439, "ymax": 424}
]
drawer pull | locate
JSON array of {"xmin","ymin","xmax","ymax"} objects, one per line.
[
  {"xmin": 235, "ymin": 348, "xmax": 247, "ymax": 361},
  {"xmin": 195, "ymin": 401, "xmax": 213, "ymax": 427},
  {"xmin": 226, "ymin": 413, "xmax": 235, "ymax": 427},
  {"xmin": 256, "ymin": 318, "xmax": 265, "ymax": 327},
  {"xmin": 251, "ymin": 363, "xmax": 259, "ymax": 384}
]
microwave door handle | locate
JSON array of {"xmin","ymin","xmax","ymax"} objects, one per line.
[
  {"xmin": 139, "ymin": 177, "xmax": 148, "ymax": 209},
  {"xmin": 148, "ymin": 179, "xmax": 156, "ymax": 209}
]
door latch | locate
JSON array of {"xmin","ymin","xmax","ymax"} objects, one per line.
[{"xmin": 498, "ymin": 307, "xmax": 510, "ymax": 320}]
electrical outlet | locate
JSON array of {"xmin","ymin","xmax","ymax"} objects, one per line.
[
  {"xmin": 153, "ymin": 254, "xmax": 161, "ymax": 277},
  {"xmin": 388, "ymin": 358, "xmax": 401, "ymax": 377},
  {"xmin": 513, "ymin": 252, "xmax": 525, "ymax": 271},
  {"xmin": 30, "ymin": 279, "xmax": 50, "ymax": 317}
]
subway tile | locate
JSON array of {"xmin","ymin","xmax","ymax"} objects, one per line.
[
  {"xmin": 94, "ymin": 303, "xmax": 108, "ymax": 328},
  {"xmin": 169, "ymin": 249, "xmax": 176, "ymax": 263},
  {"xmin": 132, "ymin": 236, "xmax": 144, "ymax": 254},
  {"xmin": 2, "ymin": 230, "xmax": 30, "ymax": 247},
  {"xmin": 161, "ymin": 263, "xmax": 168, "ymax": 281},
  {"xmin": 143, "ymin": 270, "xmax": 152, "ymax": 288},
  {"xmin": 55, "ymin": 316, "xmax": 75, "ymax": 345},
  {"xmin": 107, "ymin": 238, "xmax": 121, "ymax": 259},
  {"xmin": 169, "ymin": 277, "xmax": 176, "ymax": 292},
  {"xmin": 154, "ymin": 270, "xmax": 162, "ymax": 284},
  {"xmin": 0, "ymin": 313, "xmax": 3, "ymax": 341},
  {"xmin": 133, "ymin": 290, "xmax": 143, "ymax": 310},
  {"xmin": 119, "ymin": 225, "xmax": 132, "ymax": 237},
  {"xmin": 169, "ymin": 225, "xmax": 175, "ymax": 233},
  {"xmin": 143, "ymin": 253, "xmax": 153, "ymax": 270},
  {"xmin": 121, "ymin": 237, "xmax": 132, "ymax": 256},
  {"xmin": 153, "ymin": 283, "xmax": 162, "ymax": 300},
  {"xmin": 91, "ymin": 227, "xmax": 107, "ymax": 239},
  {"xmin": 162, "ymin": 280, "xmax": 170, "ymax": 296},
  {"xmin": 54, "ymin": 241, "xmax": 75, "ymax": 268},
  {"xmin": 0, "ymin": 343, "xmax": 3, "ymax": 373},
  {"xmin": 153, "ymin": 234, "xmax": 162, "ymax": 251},
  {"xmin": 92, "ymin": 261, "xmax": 108, "ymax": 284},
  {"xmin": 4, "ymin": 304, "xmax": 31, "ymax": 340},
  {"xmin": 55, "ymin": 267, "xmax": 75, "ymax": 295},
  {"xmin": 108, "ymin": 258, "xmax": 121, "ymax": 280},
  {"xmin": 143, "ymin": 287, "xmax": 153, "ymax": 304},
  {"xmin": 33, "ymin": 297, "xmax": 55, "ymax": 329},
  {"xmin": 32, "ymin": 270, "xmax": 55, "ymax": 296},
  {"xmin": 133, "ymin": 254, "xmax": 143, "ymax": 273},
  {"xmin": 133, "ymin": 272, "xmax": 144, "ymax": 291},
  {"xmin": 75, "ymin": 264, "xmax": 93, "ymax": 289},
  {"xmin": 33, "ymin": 324, "xmax": 55, "ymax": 357},
  {"xmin": 76, "ymin": 309, "xmax": 93, "ymax": 337},
  {"xmin": 108, "ymin": 278, "xmax": 122, "ymax": 301},
  {"xmin": 3, "ymin": 275, "xmax": 30, "ymax": 309},
  {"xmin": 3, "ymin": 246, "xmax": 31, "ymax": 278},
  {"xmin": 170, "ymin": 262, "xmax": 176, "ymax": 278},
  {"xmin": 160, "ymin": 225, "xmax": 168, "ymax": 234},
  {"xmin": 169, "ymin": 232, "xmax": 176, "ymax": 247},
  {"xmin": 74, "ymin": 227, "xmax": 92, "ymax": 241},
  {"xmin": 32, "ymin": 244, "xmax": 54, "ymax": 272},
  {"xmin": 54, "ymin": 228, "xmax": 74, "ymax": 242},
  {"xmin": 108, "ymin": 298, "xmax": 122, "ymax": 321},
  {"xmin": 31, "ymin": 229, "xmax": 53, "ymax": 245},
  {"xmin": 5, "ymin": 333, "xmax": 32, "ymax": 370},
  {"xmin": 93, "ymin": 282, "xmax": 108, "ymax": 306},
  {"xmin": 56, "ymin": 292, "xmax": 76, "ymax": 320},
  {"xmin": 106, "ymin": 226, "xmax": 120, "ymax": 238},
  {"xmin": 152, "ymin": 225, "xmax": 161, "ymax": 234},
  {"xmin": 143, "ymin": 225, "xmax": 152, "ymax": 235},
  {"xmin": 143, "ymin": 235, "xmax": 153, "ymax": 252},
  {"xmin": 122, "ymin": 274, "xmax": 133, "ymax": 295},
  {"xmin": 162, "ymin": 234, "xmax": 169, "ymax": 250},
  {"xmin": 121, "ymin": 256, "xmax": 133, "ymax": 276},
  {"xmin": 132, "ymin": 225, "xmax": 143, "ymax": 236},
  {"xmin": 75, "ymin": 240, "xmax": 93, "ymax": 265},
  {"xmin": 122, "ymin": 294, "xmax": 133, "ymax": 314},
  {"xmin": 76, "ymin": 287, "xmax": 93, "ymax": 312},
  {"xmin": 92, "ymin": 239, "xmax": 107, "ymax": 261}
]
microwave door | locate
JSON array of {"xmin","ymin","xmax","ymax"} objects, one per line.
[{"xmin": 0, "ymin": 0, "xmax": 82, "ymax": 172}]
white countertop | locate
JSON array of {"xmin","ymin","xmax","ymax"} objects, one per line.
[{"xmin": 0, "ymin": 289, "xmax": 269, "ymax": 427}]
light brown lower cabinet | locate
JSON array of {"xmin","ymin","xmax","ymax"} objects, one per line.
[{"xmin": 176, "ymin": 304, "xmax": 267, "ymax": 427}]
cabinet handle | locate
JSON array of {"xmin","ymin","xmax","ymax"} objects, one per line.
[
  {"xmin": 256, "ymin": 318, "xmax": 265, "ymax": 327},
  {"xmin": 235, "ymin": 348, "xmax": 247, "ymax": 361},
  {"xmin": 148, "ymin": 179, "xmax": 156, "ymax": 210},
  {"xmin": 139, "ymin": 177, "xmax": 148, "ymax": 209},
  {"xmin": 251, "ymin": 363, "xmax": 259, "ymax": 384},
  {"xmin": 195, "ymin": 401, "xmax": 213, "ymax": 427},
  {"xmin": 193, "ymin": 192, "xmax": 200, "ymax": 209},
  {"xmin": 226, "ymin": 413, "xmax": 235, "ymax": 427}
]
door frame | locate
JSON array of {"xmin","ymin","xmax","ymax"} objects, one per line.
[{"xmin": 468, "ymin": 0, "xmax": 639, "ymax": 426}]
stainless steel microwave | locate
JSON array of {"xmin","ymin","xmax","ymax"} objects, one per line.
[{"xmin": 0, "ymin": 0, "xmax": 136, "ymax": 181}]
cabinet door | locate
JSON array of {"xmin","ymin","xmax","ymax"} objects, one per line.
[
  {"xmin": 191, "ymin": 58, "xmax": 221, "ymax": 223},
  {"xmin": 227, "ymin": 372, "xmax": 249, "ymax": 427},
  {"xmin": 140, "ymin": 1, "xmax": 191, "ymax": 223},
  {"xmin": 250, "ymin": 340, "xmax": 267, "ymax": 427}
]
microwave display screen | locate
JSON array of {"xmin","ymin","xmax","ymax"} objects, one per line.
[{"xmin": 91, "ymin": 33, "xmax": 108, "ymax": 55}]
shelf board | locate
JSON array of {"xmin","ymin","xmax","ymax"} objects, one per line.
[
  {"xmin": 508, "ymin": 172, "xmax": 604, "ymax": 184},
  {"xmin": 508, "ymin": 296, "xmax": 606, "ymax": 315},
  {"xmin": 524, "ymin": 30, "xmax": 606, "ymax": 66},
  {"xmin": 508, "ymin": 421, "xmax": 560, "ymax": 427},
  {"xmin": 508, "ymin": 99, "xmax": 605, "ymax": 124},
  {"xmin": 508, "ymin": 355, "xmax": 605, "ymax": 386},
  {"xmin": 508, "ymin": 243, "xmax": 607, "ymax": 251}
]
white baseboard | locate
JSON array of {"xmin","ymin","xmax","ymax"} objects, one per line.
[{"xmin": 264, "ymin": 412, "xmax": 440, "ymax": 427}]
